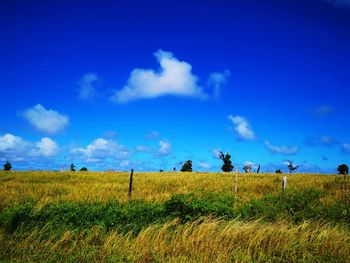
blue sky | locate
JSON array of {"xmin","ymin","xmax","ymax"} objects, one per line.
[{"xmin": 0, "ymin": 0, "xmax": 349, "ymax": 172}]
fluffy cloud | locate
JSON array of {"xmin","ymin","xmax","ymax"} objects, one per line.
[
  {"xmin": 208, "ymin": 70, "xmax": 230, "ymax": 99},
  {"xmin": 228, "ymin": 115, "xmax": 256, "ymax": 140},
  {"xmin": 78, "ymin": 73, "xmax": 98, "ymax": 100},
  {"xmin": 70, "ymin": 138, "xmax": 130, "ymax": 163},
  {"xmin": 22, "ymin": 104, "xmax": 69, "ymax": 135},
  {"xmin": 34, "ymin": 137, "xmax": 59, "ymax": 157},
  {"xmin": 158, "ymin": 140, "xmax": 172, "ymax": 156},
  {"xmin": 0, "ymin": 133, "xmax": 59, "ymax": 161},
  {"xmin": 135, "ymin": 145, "xmax": 152, "ymax": 153},
  {"xmin": 265, "ymin": 140, "xmax": 299, "ymax": 155},
  {"xmin": 110, "ymin": 50, "xmax": 208, "ymax": 103}
]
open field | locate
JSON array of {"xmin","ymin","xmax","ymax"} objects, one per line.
[{"xmin": 1, "ymin": 171, "xmax": 349, "ymax": 262}]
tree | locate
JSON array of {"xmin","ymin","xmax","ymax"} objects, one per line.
[
  {"xmin": 219, "ymin": 151, "xmax": 233, "ymax": 172},
  {"xmin": 70, "ymin": 163, "xmax": 76, "ymax": 172},
  {"xmin": 256, "ymin": 165, "xmax": 261, "ymax": 174},
  {"xmin": 337, "ymin": 164, "xmax": 348, "ymax": 175},
  {"xmin": 286, "ymin": 160, "xmax": 298, "ymax": 173},
  {"xmin": 181, "ymin": 160, "xmax": 192, "ymax": 172},
  {"xmin": 80, "ymin": 167, "xmax": 88, "ymax": 171},
  {"xmin": 275, "ymin": 169, "xmax": 283, "ymax": 174},
  {"xmin": 243, "ymin": 164, "xmax": 252, "ymax": 173},
  {"xmin": 3, "ymin": 161, "xmax": 12, "ymax": 171}
]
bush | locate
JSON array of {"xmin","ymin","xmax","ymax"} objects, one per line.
[
  {"xmin": 3, "ymin": 161, "xmax": 12, "ymax": 171},
  {"xmin": 337, "ymin": 164, "xmax": 348, "ymax": 175},
  {"xmin": 181, "ymin": 160, "xmax": 192, "ymax": 172},
  {"xmin": 80, "ymin": 167, "xmax": 88, "ymax": 171}
]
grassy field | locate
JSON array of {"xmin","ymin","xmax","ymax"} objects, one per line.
[{"xmin": 0, "ymin": 171, "xmax": 349, "ymax": 262}]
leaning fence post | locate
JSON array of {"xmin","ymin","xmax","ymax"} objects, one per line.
[
  {"xmin": 234, "ymin": 167, "xmax": 238, "ymax": 199},
  {"xmin": 282, "ymin": 176, "xmax": 287, "ymax": 194},
  {"xmin": 128, "ymin": 169, "xmax": 134, "ymax": 201}
]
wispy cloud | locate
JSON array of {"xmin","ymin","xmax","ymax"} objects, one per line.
[
  {"xmin": 304, "ymin": 135, "xmax": 338, "ymax": 147},
  {"xmin": 78, "ymin": 73, "xmax": 99, "ymax": 100},
  {"xmin": 21, "ymin": 104, "xmax": 69, "ymax": 135},
  {"xmin": 228, "ymin": 115, "xmax": 257, "ymax": 140},
  {"xmin": 311, "ymin": 105, "xmax": 333, "ymax": 117},
  {"xmin": 110, "ymin": 49, "xmax": 208, "ymax": 103},
  {"xmin": 208, "ymin": 70, "xmax": 230, "ymax": 99},
  {"xmin": 322, "ymin": 0, "xmax": 350, "ymax": 8},
  {"xmin": 341, "ymin": 142, "xmax": 350, "ymax": 154},
  {"xmin": 145, "ymin": 131, "xmax": 160, "ymax": 140},
  {"xmin": 158, "ymin": 140, "xmax": 172, "ymax": 156},
  {"xmin": 264, "ymin": 140, "xmax": 299, "ymax": 155},
  {"xmin": 197, "ymin": 161, "xmax": 211, "ymax": 170}
]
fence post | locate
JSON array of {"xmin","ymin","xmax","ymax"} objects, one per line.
[
  {"xmin": 282, "ymin": 176, "xmax": 287, "ymax": 194},
  {"xmin": 128, "ymin": 169, "xmax": 134, "ymax": 201},
  {"xmin": 234, "ymin": 167, "xmax": 238, "ymax": 199}
]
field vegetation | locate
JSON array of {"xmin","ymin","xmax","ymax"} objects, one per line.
[{"xmin": 0, "ymin": 171, "xmax": 349, "ymax": 262}]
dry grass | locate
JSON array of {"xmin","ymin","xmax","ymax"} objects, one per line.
[
  {"xmin": 0, "ymin": 171, "xmax": 344, "ymax": 208},
  {"xmin": 1, "ymin": 219, "xmax": 349, "ymax": 262}
]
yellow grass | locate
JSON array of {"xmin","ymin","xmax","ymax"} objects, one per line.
[
  {"xmin": 0, "ymin": 171, "xmax": 344, "ymax": 208},
  {"xmin": 1, "ymin": 219, "xmax": 349, "ymax": 262}
]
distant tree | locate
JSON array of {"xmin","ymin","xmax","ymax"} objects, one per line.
[
  {"xmin": 181, "ymin": 160, "xmax": 192, "ymax": 172},
  {"xmin": 337, "ymin": 164, "xmax": 348, "ymax": 175},
  {"xmin": 173, "ymin": 167, "xmax": 176, "ymax": 172},
  {"xmin": 243, "ymin": 164, "xmax": 252, "ymax": 173},
  {"xmin": 80, "ymin": 167, "xmax": 88, "ymax": 171},
  {"xmin": 219, "ymin": 151, "xmax": 233, "ymax": 172},
  {"xmin": 159, "ymin": 169, "xmax": 164, "ymax": 172},
  {"xmin": 70, "ymin": 163, "xmax": 76, "ymax": 172},
  {"xmin": 256, "ymin": 165, "xmax": 261, "ymax": 174},
  {"xmin": 3, "ymin": 161, "xmax": 12, "ymax": 171},
  {"xmin": 275, "ymin": 169, "xmax": 283, "ymax": 174},
  {"xmin": 286, "ymin": 160, "xmax": 298, "ymax": 173}
]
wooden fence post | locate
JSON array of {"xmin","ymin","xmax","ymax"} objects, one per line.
[
  {"xmin": 128, "ymin": 169, "xmax": 134, "ymax": 201},
  {"xmin": 234, "ymin": 167, "xmax": 238, "ymax": 199},
  {"xmin": 282, "ymin": 176, "xmax": 287, "ymax": 194}
]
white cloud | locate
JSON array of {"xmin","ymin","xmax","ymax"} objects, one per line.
[
  {"xmin": 0, "ymin": 133, "xmax": 59, "ymax": 161},
  {"xmin": 22, "ymin": 104, "xmax": 69, "ymax": 135},
  {"xmin": 212, "ymin": 148, "xmax": 222, "ymax": 159},
  {"xmin": 34, "ymin": 137, "xmax": 59, "ymax": 157},
  {"xmin": 135, "ymin": 145, "xmax": 152, "ymax": 153},
  {"xmin": 264, "ymin": 140, "xmax": 299, "ymax": 155},
  {"xmin": 198, "ymin": 161, "xmax": 211, "ymax": 170},
  {"xmin": 119, "ymin": 160, "xmax": 131, "ymax": 167},
  {"xmin": 228, "ymin": 115, "xmax": 256, "ymax": 140},
  {"xmin": 158, "ymin": 140, "xmax": 171, "ymax": 156},
  {"xmin": 208, "ymin": 70, "xmax": 230, "ymax": 99},
  {"xmin": 78, "ymin": 73, "xmax": 98, "ymax": 100},
  {"xmin": 110, "ymin": 49, "xmax": 208, "ymax": 103},
  {"xmin": 70, "ymin": 138, "xmax": 129, "ymax": 163}
]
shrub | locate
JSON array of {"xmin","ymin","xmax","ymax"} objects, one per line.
[
  {"xmin": 80, "ymin": 167, "xmax": 88, "ymax": 171},
  {"xmin": 337, "ymin": 164, "xmax": 348, "ymax": 175},
  {"xmin": 3, "ymin": 161, "xmax": 12, "ymax": 171},
  {"xmin": 181, "ymin": 160, "xmax": 192, "ymax": 172}
]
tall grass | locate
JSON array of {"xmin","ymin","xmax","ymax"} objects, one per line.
[
  {"xmin": 0, "ymin": 171, "xmax": 349, "ymax": 262},
  {"xmin": 1, "ymin": 219, "xmax": 349, "ymax": 262}
]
